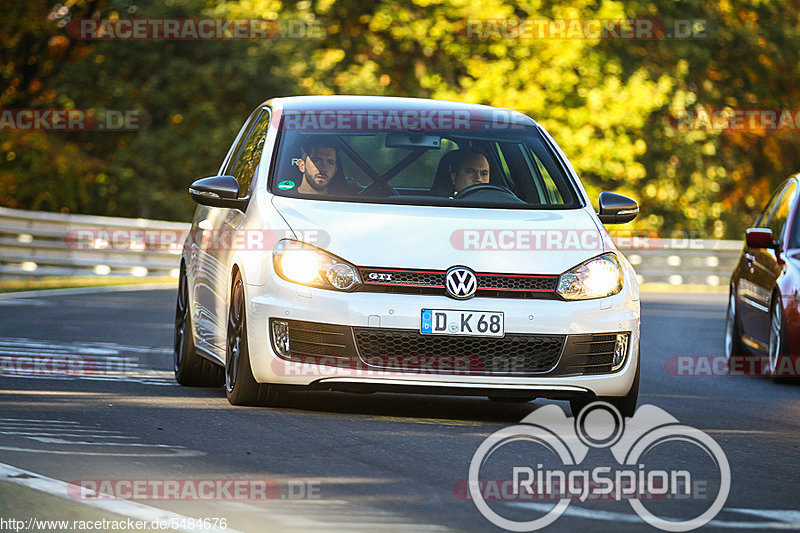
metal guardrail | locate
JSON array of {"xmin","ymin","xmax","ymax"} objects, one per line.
[
  {"xmin": 0, "ymin": 207, "xmax": 743, "ymax": 286},
  {"xmin": 0, "ymin": 207, "xmax": 188, "ymax": 279},
  {"xmin": 615, "ymin": 241, "xmax": 741, "ymax": 287}
]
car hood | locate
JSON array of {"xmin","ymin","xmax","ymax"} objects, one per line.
[{"xmin": 271, "ymin": 196, "xmax": 609, "ymax": 274}]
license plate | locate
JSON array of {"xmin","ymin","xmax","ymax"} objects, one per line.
[{"xmin": 420, "ymin": 309, "xmax": 504, "ymax": 337}]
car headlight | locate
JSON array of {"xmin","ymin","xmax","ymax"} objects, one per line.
[
  {"xmin": 557, "ymin": 253, "xmax": 623, "ymax": 300},
  {"xmin": 273, "ymin": 239, "xmax": 362, "ymax": 291}
]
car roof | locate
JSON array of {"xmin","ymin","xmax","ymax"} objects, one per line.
[{"xmin": 264, "ymin": 95, "xmax": 538, "ymax": 127}]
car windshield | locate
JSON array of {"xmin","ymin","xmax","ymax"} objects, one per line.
[{"xmin": 268, "ymin": 115, "xmax": 582, "ymax": 209}]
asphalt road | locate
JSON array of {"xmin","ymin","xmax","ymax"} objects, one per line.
[{"xmin": 0, "ymin": 287, "xmax": 798, "ymax": 532}]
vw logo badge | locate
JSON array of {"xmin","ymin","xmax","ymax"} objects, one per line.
[{"xmin": 445, "ymin": 266, "xmax": 477, "ymax": 300}]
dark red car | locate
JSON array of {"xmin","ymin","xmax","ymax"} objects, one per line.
[{"xmin": 726, "ymin": 173, "xmax": 800, "ymax": 381}]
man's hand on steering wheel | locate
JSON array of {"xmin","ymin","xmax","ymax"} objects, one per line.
[{"xmin": 454, "ymin": 183, "xmax": 516, "ymax": 199}]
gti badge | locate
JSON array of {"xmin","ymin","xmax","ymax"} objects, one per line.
[
  {"xmin": 368, "ymin": 272, "xmax": 393, "ymax": 281},
  {"xmin": 445, "ymin": 266, "xmax": 477, "ymax": 299}
]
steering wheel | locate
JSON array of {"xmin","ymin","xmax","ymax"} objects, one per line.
[{"xmin": 454, "ymin": 183, "xmax": 518, "ymax": 200}]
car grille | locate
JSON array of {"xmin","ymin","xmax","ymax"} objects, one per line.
[
  {"xmin": 271, "ymin": 319, "xmax": 356, "ymax": 360},
  {"xmin": 353, "ymin": 328, "xmax": 564, "ymax": 375},
  {"xmin": 560, "ymin": 333, "xmax": 624, "ymax": 374},
  {"xmin": 358, "ymin": 267, "xmax": 560, "ymax": 299},
  {"xmin": 270, "ymin": 320, "xmax": 628, "ymax": 377}
]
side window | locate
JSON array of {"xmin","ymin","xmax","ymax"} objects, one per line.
[
  {"xmin": 766, "ymin": 182, "xmax": 797, "ymax": 243},
  {"xmin": 231, "ymin": 108, "xmax": 271, "ymax": 198},
  {"xmin": 755, "ymin": 182, "xmax": 787, "ymax": 227},
  {"xmin": 532, "ymin": 151, "xmax": 563, "ymax": 203},
  {"xmin": 223, "ymin": 108, "xmax": 262, "ymax": 176},
  {"xmin": 504, "ymin": 142, "xmax": 566, "ymax": 205}
]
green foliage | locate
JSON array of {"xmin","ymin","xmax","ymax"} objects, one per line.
[
  {"xmin": 2, "ymin": 0, "xmax": 297, "ymax": 219},
  {"xmin": 1, "ymin": 0, "xmax": 799, "ymax": 239}
]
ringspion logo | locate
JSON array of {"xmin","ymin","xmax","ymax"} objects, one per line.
[{"xmin": 468, "ymin": 403, "xmax": 729, "ymax": 531}]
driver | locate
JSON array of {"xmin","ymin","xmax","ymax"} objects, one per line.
[{"xmin": 450, "ymin": 151, "xmax": 490, "ymax": 195}]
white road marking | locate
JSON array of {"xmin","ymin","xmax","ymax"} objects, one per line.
[
  {"xmin": 0, "ymin": 299, "xmax": 54, "ymax": 306},
  {"xmin": 0, "ymin": 445, "xmax": 205, "ymax": 457},
  {"xmin": 1, "ymin": 432, "xmax": 139, "ymax": 439},
  {"xmin": 0, "ymin": 418, "xmax": 195, "ymax": 455},
  {"xmin": 0, "ymin": 347, "xmax": 119, "ymax": 356},
  {"xmin": 729, "ymin": 509, "xmax": 800, "ymax": 522},
  {"xmin": 0, "ymin": 372, "xmax": 176, "ymax": 386},
  {"xmin": 0, "ymin": 337, "xmax": 171, "ymax": 355},
  {"xmin": 0, "ymin": 337, "xmax": 176, "ymax": 386},
  {"xmin": 219, "ymin": 499, "xmax": 450, "ymax": 532},
  {"xmin": 0, "ymin": 426, "xmax": 133, "ymax": 433},
  {"xmin": 507, "ymin": 502, "xmax": 800, "ymax": 529},
  {"xmin": 0, "ymin": 461, "xmax": 235, "ymax": 533},
  {"xmin": 27, "ymin": 437, "xmax": 180, "ymax": 447},
  {"xmin": 1, "ymin": 418, "xmax": 81, "ymax": 424},
  {"xmin": 0, "ymin": 462, "xmax": 448, "ymax": 532}
]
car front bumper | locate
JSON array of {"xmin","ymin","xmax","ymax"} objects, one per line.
[{"xmin": 245, "ymin": 277, "xmax": 640, "ymax": 399}]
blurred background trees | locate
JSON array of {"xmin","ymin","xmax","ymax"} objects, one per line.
[{"xmin": 2, "ymin": 0, "xmax": 799, "ymax": 239}]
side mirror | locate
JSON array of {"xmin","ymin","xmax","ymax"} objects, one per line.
[
  {"xmin": 598, "ymin": 192, "xmax": 639, "ymax": 224},
  {"xmin": 745, "ymin": 227, "xmax": 777, "ymax": 249},
  {"xmin": 189, "ymin": 175, "xmax": 248, "ymax": 210}
]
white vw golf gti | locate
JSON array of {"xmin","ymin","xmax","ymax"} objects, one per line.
[{"xmin": 174, "ymin": 96, "xmax": 641, "ymax": 415}]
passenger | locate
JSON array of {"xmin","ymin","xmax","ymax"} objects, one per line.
[{"xmin": 295, "ymin": 140, "xmax": 360, "ymax": 195}]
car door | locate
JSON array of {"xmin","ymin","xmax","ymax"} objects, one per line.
[
  {"xmin": 737, "ymin": 186, "xmax": 781, "ymax": 345},
  {"xmin": 740, "ymin": 181, "xmax": 795, "ymax": 347},
  {"xmin": 206, "ymin": 107, "xmax": 272, "ymax": 349},
  {"xmin": 750, "ymin": 181, "xmax": 796, "ymax": 345},
  {"xmin": 192, "ymin": 107, "xmax": 263, "ymax": 351}
]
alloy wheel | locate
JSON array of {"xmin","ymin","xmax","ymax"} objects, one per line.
[
  {"xmin": 174, "ymin": 272, "xmax": 188, "ymax": 373},
  {"xmin": 226, "ymin": 279, "xmax": 244, "ymax": 392},
  {"xmin": 769, "ymin": 300, "xmax": 782, "ymax": 376},
  {"xmin": 724, "ymin": 292, "xmax": 736, "ymax": 360}
]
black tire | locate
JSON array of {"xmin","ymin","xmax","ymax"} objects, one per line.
[
  {"xmin": 174, "ymin": 268, "xmax": 225, "ymax": 387},
  {"xmin": 570, "ymin": 344, "xmax": 640, "ymax": 418},
  {"xmin": 569, "ymin": 396, "xmax": 592, "ymax": 417},
  {"xmin": 724, "ymin": 288, "xmax": 747, "ymax": 361},
  {"xmin": 768, "ymin": 295, "xmax": 795, "ymax": 384},
  {"xmin": 604, "ymin": 358, "xmax": 639, "ymax": 417},
  {"xmin": 225, "ymin": 272, "xmax": 282, "ymax": 406}
]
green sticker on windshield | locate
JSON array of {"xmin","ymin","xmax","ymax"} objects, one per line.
[{"xmin": 277, "ymin": 180, "xmax": 296, "ymax": 190}]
